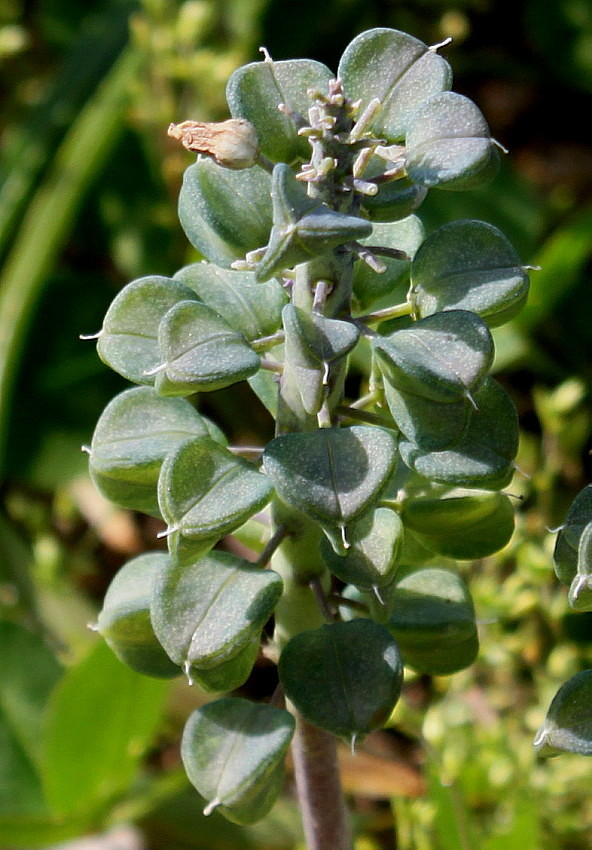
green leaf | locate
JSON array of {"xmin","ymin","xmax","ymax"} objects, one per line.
[
  {"xmin": 89, "ymin": 386, "xmax": 215, "ymax": 516},
  {"xmin": 320, "ymin": 507, "xmax": 403, "ymax": 590},
  {"xmin": 96, "ymin": 275, "xmax": 198, "ymax": 384},
  {"xmin": 158, "ymin": 437, "xmax": 273, "ymax": 541},
  {"xmin": 178, "ymin": 159, "xmax": 272, "ymax": 268},
  {"xmin": 279, "ymin": 620, "xmax": 403, "ymax": 741},
  {"xmin": 155, "ymin": 300, "xmax": 260, "ymax": 396},
  {"xmin": 388, "ymin": 565, "xmax": 478, "ymax": 675},
  {"xmin": 411, "ymin": 220, "xmax": 530, "ymax": 327},
  {"xmin": 399, "ymin": 377, "xmax": 518, "ymax": 490},
  {"xmin": 534, "ymin": 671, "xmax": 592, "ymax": 756},
  {"xmin": 227, "ymin": 57, "xmax": 333, "ymax": 163},
  {"xmin": 256, "ymin": 164, "xmax": 372, "ymax": 282},
  {"xmin": 338, "ymin": 28, "xmax": 452, "ymax": 142},
  {"xmin": 151, "ymin": 550, "xmax": 282, "ymax": 676},
  {"xmin": 352, "ymin": 215, "xmax": 424, "ymax": 311},
  {"xmin": 97, "ymin": 552, "xmax": 181, "ymax": 678},
  {"xmin": 374, "ymin": 310, "xmax": 494, "ymax": 405},
  {"xmin": 402, "ymin": 489, "xmax": 515, "ymax": 559},
  {"xmin": 263, "ymin": 426, "xmax": 397, "ymax": 536},
  {"xmin": 0, "ymin": 622, "xmax": 62, "ymax": 816},
  {"xmin": 174, "ymin": 263, "xmax": 288, "ymax": 341},
  {"xmin": 42, "ymin": 640, "xmax": 168, "ymax": 817},
  {"xmin": 405, "ymin": 92, "xmax": 498, "ymax": 189},
  {"xmin": 553, "ymin": 485, "xmax": 592, "ymax": 585},
  {"xmin": 181, "ymin": 698, "xmax": 295, "ymax": 824}
]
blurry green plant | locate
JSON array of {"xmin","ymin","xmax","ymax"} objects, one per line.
[{"xmin": 83, "ymin": 27, "xmax": 534, "ymax": 848}]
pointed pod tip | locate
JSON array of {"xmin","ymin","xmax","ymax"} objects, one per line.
[
  {"xmin": 183, "ymin": 660, "xmax": 195, "ymax": 686},
  {"xmin": 203, "ymin": 797, "xmax": 221, "ymax": 817}
]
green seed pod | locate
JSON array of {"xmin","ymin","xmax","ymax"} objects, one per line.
[{"xmin": 97, "ymin": 553, "xmax": 180, "ymax": 679}]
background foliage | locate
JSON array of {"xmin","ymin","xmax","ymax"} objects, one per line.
[{"xmin": 0, "ymin": 0, "xmax": 591, "ymax": 847}]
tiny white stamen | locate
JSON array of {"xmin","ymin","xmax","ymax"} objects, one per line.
[
  {"xmin": 340, "ymin": 525, "xmax": 350, "ymax": 550},
  {"xmin": 81, "ymin": 445, "xmax": 92, "ymax": 455},
  {"xmin": 87, "ymin": 621, "xmax": 99, "ymax": 632},
  {"xmin": 322, "ymin": 361, "xmax": 330, "ymax": 385},
  {"xmin": 259, "ymin": 46, "xmax": 273, "ymax": 63},
  {"xmin": 79, "ymin": 330, "xmax": 102, "ymax": 340}
]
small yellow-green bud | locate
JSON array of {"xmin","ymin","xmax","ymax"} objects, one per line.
[{"xmin": 167, "ymin": 118, "xmax": 260, "ymax": 169}]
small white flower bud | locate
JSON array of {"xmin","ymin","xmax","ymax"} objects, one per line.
[{"xmin": 167, "ymin": 118, "xmax": 260, "ymax": 169}]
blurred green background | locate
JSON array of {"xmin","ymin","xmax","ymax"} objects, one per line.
[{"xmin": 0, "ymin": 0, "xmax": 591, "ymax": 848}]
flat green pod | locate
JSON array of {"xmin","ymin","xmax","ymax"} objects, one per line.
[
  {"xmin": 178, "ymin": 159, "xmax": 272, "ymax": 268},
  {"xmin": 282, "ymin": 304, "xmax": 360, "ymax": 415},
  {"xmin": 388, "ymin": 564, "xmax": 478, "ymax": 675},
  {"xmin": 181, "ymin": 698, "xmax": 295, "ymax": 824},
  {"xmin": 399, "ymin": 377, "xmax": 518, "ymax": 490},
  {"xmin": 402, "ymin": 489, "xmax": 515, "ymax": 560},
  {"xmin": 359, "ymin": 175, "xmax": 427, "ymax": 224},
  {"xmin": 534, "ymin": 671, "xmax": 592, "ymax": 757},
  {"xmin": 96, "ymin": 275, "xmax": 199, "ymax": 384},
  {"xmin": 158, "ymin": 436, "xmax": 273, "ymax": 542},
  {"xmin": 174, "ymin": 263, "xmax": 288, "ymax": 341},
  {"xmin": 263, "ymin": 426, "xmax": 397, "ymax": 538},
  {"xmin": 155, "ymin": 300, "xmax": 260, "ymax": 396},
  {"xmin": 553, "ymin": 485, "xmax": 592, "ymax": 585},
  {"xmin": 338, "ymin": 28, "xmax": 452, "ymax": 142},
  {"xmin": 279, "ymin": 620, "xmax": 403, "ymax": 742},
  {"xmin": 187, "ymin": 638, "xmax": 261, "ymax": 694},
  {"xmin": 151, "ymin": 550, "xmax": 282, "ymax": 675},
  {"xmin": 374, "ymin": 310, "xmax": 494, "ymax": 405},
  {"xmin": 382, "ymin": 380, "xmax": 470, "ymax": 452},
  {"xmin": 411, "ymin": 220, "xmax": 529, "ymax": 327},
  {"xmin": 97, "ymin": 552, "xmax": 180, "ymax": 679},
  {"xmin": 89, "ymin": 386, "xmax": 217, "ymax": 516},
  {"xmin": 227, "ymin": 57, "xmax": 333, "ymax": 163},
  {"xmin": 405, "ymin": 92, "xmax": 499, "ymax": 190},
  {"xmin": 320, "ymin": 507, "xmax": 403, "ymax": 590},
  {"xmin": 567, "ymin": 522, "xmax": 592, "ymax": 611}
]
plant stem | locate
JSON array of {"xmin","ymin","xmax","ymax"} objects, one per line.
[
  {"xmin": 270, "ymin": 505, "xmax": 353, "ymax": 849},
  {"xmin": 291, "ymin": 713, "xmax": 352, "ymax": 850}
]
